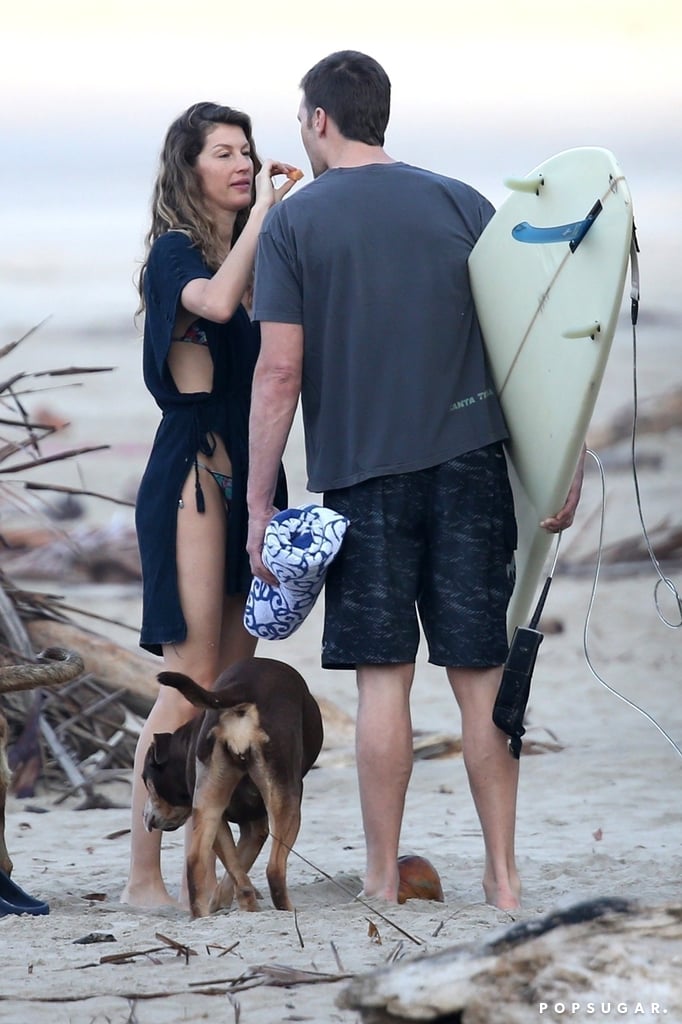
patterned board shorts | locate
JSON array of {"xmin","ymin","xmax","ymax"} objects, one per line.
[{"xmin": 321, "ymin": 443, "xmax": 517, "ymax": 670}]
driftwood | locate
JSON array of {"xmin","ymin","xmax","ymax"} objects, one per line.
[
  {"xmin": 0, "ymin": 571, "xmax": 95, "ymax": 798},
  {"xmin": 24, "ymin": 619, "xmax": 464, "ymax": 764},
  {"xmin": 563, "ymin": 387, "xmax": 682, "ymax": 577},
  {"xmin": 561, "ymin": 522, "xmax": 682, "ymax": 578},
  {"xmin": 25, "ymin": 618, "xmax": 158, "ymax": 711},
  {"xmin": 0, "ymin": 648, "xmax": 85, "ymax": 872},
  {"xmin": 340, "ymin": 898, "xmax": 682, "ymax": 1023},
  {"xmin": 587, "ymin": 385, "xmax": 682, "ymax": 449},
  {"xmin": 4, "ymin": 610, "xmax": 465, "ymax": 794},
  {"xmin": 2, "ymin": 619, "xmax": 158, "ymax": 795},
  {"xmin": 0, "ymin": 521, "xmax": 141, "ymax": 583}
]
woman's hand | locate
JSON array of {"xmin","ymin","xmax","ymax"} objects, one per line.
[{"xmin": 253, "ymin": 160, "xmax": 303, "ymax": 209}]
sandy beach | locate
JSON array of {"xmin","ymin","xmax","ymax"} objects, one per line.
[
  {"xmin": 0, "ymin": 332, "xmax": 680, "ymax": 1023},
  {"xmin": 1, "ymin": 560, "xmax": 681, "ymax": 1023},
  {"xmin": 1, "ymin": 164, "xmax": 681, "ymax": 1024}
]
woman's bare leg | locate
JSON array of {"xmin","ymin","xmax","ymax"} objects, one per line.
[
  {"xmin": 218, "ymin": 592, "xmax": 258, "ymax": 669},
  {"xmin": 120, "ymin": 685, "xmax": 198, "ymax": 907},
  {"xmin": 122, "ymin": 468, "xmax": 231, "ymax": 907},
  {"xmin": 447, "ymin": 665, "xmax": 521, "ymax": 911}
]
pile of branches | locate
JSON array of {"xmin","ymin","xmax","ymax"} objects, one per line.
[
  {"xmin": 0, "ymin": 562, "xmax": 156, "ymax": 805},
  {"xmin": 0, "ymin": 325, "xmax": 150, "ymax": 804}
]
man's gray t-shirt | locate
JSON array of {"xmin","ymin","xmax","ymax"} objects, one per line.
[{"xmin": 253, "ymin": 161, "xmax": 507, "ymax": 493}]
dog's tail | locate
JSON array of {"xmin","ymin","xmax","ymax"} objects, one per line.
[{"xmin": 157, "ymin": 672, "xmax": 223, "ymax": 709}]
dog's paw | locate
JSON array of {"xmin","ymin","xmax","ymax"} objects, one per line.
[
  {"xmin": 235, "ymin": 884, "xmax": 260, "ymax": 912},
  {"xmin": 210, "ymin": 878, "xmax": 235, "ymax": 913}
]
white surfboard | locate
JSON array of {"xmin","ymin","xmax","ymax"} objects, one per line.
[{"xmin": 468, "ymin": 147, "xmax": 634, "ymax": 635}]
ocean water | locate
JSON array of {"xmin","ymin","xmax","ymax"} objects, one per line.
[
  {"xmin": 3, "ymin": 109, "xmax": 681, "ymax": 343},
  {"xmin": 0, "ymin": 114, "xmax": 679, "ymax": 510},
  {"xmin": 0, "ymin": 106, "xmax": 679, "ymax": 593}
]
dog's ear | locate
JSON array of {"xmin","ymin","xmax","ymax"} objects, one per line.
[{"xmin": 150, "ymin": 732, "xmax": 173, "ymax": 767}]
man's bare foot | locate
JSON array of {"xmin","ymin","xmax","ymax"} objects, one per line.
[
  {"xmin": 120, "ymin": 879, "xmax": 181, "ymax": 909},
  {"xmin": 359, "ymin": 887, "xmax": 399, "ymax": 903},
  {"xmin": 483, "ymin": 873, "xmax": 521, "ymax": 912},
  {"xmin": 362, "ymin": 865, "xmax": 400, "ymax": 903}
]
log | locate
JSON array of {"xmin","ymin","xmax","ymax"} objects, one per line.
[
  {"xmin": 23, "ymin": 620, "xmax": 358, "ymax": 748},
  {"xmin": 340, "ymin": 898, "xmax": 682, "ymax": 1022},
  {"xmin": 0, "ymin": 522, "xmax": 142, "ymax": 583},
  {"xmin": 25, "ymin": 619, "xmax": 158, "ymax": 715},
  {"xmin": 587, "ymin": 385, "xmax": 682, "ymax": 449},
  {"xmin": 0, "ymin": 580, "xmax": 94, "ymax": 797}
]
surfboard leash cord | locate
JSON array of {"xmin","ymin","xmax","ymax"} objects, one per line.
[
  {"xmin": 580, "ymin": 223, "xmax": 681, "ymax": 759},
  {"xmin": 627, "ymin": 230, "xmax": 681, "ymax": 631},
  {"xmin": 582, "ymin": 448, "xmax": 682, "ymax": 761}
]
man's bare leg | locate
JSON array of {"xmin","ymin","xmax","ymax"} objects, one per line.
[
  {"xmin": 355, "ymin": 663, "xmax": 414, "ymax": 901},
  {"xmin": 448, "ymin": 665, "xmax": 521, "ymax": 911}
]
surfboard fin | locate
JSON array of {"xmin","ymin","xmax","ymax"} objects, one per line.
[
  {"xmin": 512, "ymin": 199, "xmax": 603, "ymax": 251},
  {"xmin": 504, "ymin": 173, "xmax": 545, "ymax": 195},
  {"xmin": 562, "ymin": 322, "xmax": 602, "ymax": 340}
]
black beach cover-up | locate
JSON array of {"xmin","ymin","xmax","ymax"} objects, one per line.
[{"xmin": 136, "ymin": 231, "xmax": 287, "ymax": 655}]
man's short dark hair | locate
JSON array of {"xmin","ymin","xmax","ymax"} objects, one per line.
[{"xmin": 300, "ymin": 50, "xmax": 391, "ymax": 145}]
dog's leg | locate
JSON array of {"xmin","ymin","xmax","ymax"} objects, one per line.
[
  {"xmin": 211, "ymin": 815, "xmax": 269, "ymax": 913},
  {"xmin": 188, "ymin": 760, "xmax": 260, "ymax": 916},
  {"xmin": 266, "ymin": 789, "xmax": 301, "ymax": 911},
  {"xmin": 236, "ymin": 815, "xmax": 270, "ymax": 874},
  {"xmin": 187, "ymin": 758, "xmax": 239, "ymax": 918},
  {"xmin": 249, "ymin": 759, "xmax": 303, "ymax": 911},
  {"xmin": 209, "ymin": 820, "xmax": 240, "ymax": 912},
  {"xmin": 187, "ymin": 810, "xmax": 223, "ymax": 918}
]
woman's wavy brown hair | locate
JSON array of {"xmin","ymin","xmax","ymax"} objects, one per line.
[{"xmin": 136, "ymin": 102, "xmax": 262, "ymax": 312}]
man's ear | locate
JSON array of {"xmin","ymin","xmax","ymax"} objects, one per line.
[{"xmin": 313, "ymin": 106, "xmax": 327, "ymax": 136}]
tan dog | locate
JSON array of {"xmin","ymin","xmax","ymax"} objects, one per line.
[
  {"xmin": 142, "ymin": 657, "xmax": 323, "ymax": 918},
  {"xmin": 0, "ymin": 648, "xmax": 84, "ymax": 876}
]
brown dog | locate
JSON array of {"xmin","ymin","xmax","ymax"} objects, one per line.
[{"xmin": 142, "ymin": 657, "xmax": 323, "ymax": 918}]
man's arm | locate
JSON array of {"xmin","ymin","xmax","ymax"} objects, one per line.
[
  {"xmin": 540, "ymin": 444, "xmax": 586, "ymax": 533},
  {"xmin": 247, "ymin": 321, "xmax": 304, "ymax": 583}
]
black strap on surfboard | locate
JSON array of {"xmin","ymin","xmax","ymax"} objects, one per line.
[
  {"xmin": 493, "ymin": 536, "xmax": 561, "ymax": 759},
  {"xmin": 629, "ymin": 221, "xmax": 640, "ymax": 327}
]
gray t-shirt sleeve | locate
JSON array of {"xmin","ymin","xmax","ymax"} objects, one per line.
[{"xmin": 253, "ymin": 209, "xmax": 303, "ymax": 325}]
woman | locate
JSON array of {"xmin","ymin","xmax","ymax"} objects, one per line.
[{"xmin": 122, "ymin": 102, "xmax": 295, "ymax": 907}]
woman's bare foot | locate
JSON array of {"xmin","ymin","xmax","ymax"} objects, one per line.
[{"xmin": 120, "ymin": 878, "xmax": 181, "ymax": 909}]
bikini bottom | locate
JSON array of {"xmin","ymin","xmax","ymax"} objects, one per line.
[
  {"xmin": 196, "ymin": 462, "xmax": 233, "ymax": 505},
  {"xmin": 178, "ymin": 462, "xmax": 233, "ymax": 511}
]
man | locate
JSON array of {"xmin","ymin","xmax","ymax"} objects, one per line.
[{"xmin": 246, "ymin": 51, "xmax": 582, "ymax": 910}]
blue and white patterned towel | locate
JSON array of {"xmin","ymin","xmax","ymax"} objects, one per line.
[{"xmin": 244, "ymin": 504, "xmax": 350, "ymax": 639}]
